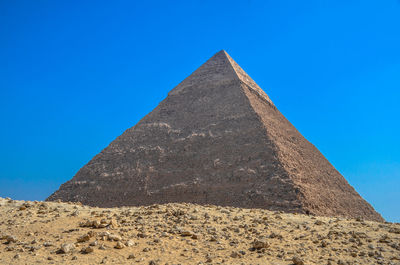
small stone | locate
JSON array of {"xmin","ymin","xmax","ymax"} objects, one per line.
[
  {"xmin": 109, "ymin": 219, "xmax": 118, "ymax": 228},
  {"xmin": 149, "ymin": 260, "xmax": 158, "ymax": 265},
  {"xmin": 314, "ymin": 220, "xmax": 324, "ymax": 225},
  {"xmin": 87, "ymin": 231, "xmax": 96, "ymax": 237},
  {"xmin": 59, "ymin": 243, "xmax": 75, "ymax": 254},
  {"xmin": 98, "ymin": 231, "xmax": 110, "ymax": 237},
  {"xmin": 180, "ymin": 231, "xmax": 192, "ymax": 237},
  {"xmin": 79, "ymin": 220, "xmax": 93, "ymax": 227},
  {"xmin": 5, "ymin": 235, "xmax": 17, "ymax": 244},
  {"xmin": 71, "ymin": 210, "xmax": 79, "ymax": 216},
  {"xmin": 127, "ymin": 254, "xmax": 135, "ymax": 259},
  {"xmin": 13, "ymin": 254, "xmax": 20, "ymax": 259},
  {"xmin": 108, "ymin": 234, "xmax": 122, "ymax": 241},
  {"xmin": 92, "ymin": 220, "xmax": 102, "ymax": 228},
  {"xmin": 125, "ymin": 240, "xmax": 135, "ymax": 247},
  {"xmin": 292, "ymin": 256, "xmax": 304, "ymax": 265},
  {"xmin": 389, "ymin": 227, "xmax": 400, "ymax": 234},
  {"xmin": 43, "ymin": 242, "xmax": 54, "ymax": 247},
  {"xmin": 368, "ymin": 244, "xmax": 375, "ymax": 250},
  {"xmin": 137, "ymin": 233, "xmax": 146, "ymax": 238},
  {"xmin": 252, "ymin": 239, "xmax": 269, "ymax": 249},
  {"xmin": 230, "ymin": 251, "xmax": 241, "ymax": 258},
  {"xmin": 115, "ymin": 241, "xmax": 125, "ymax": 249},
  {"xmin": 321, "ymin": 240, "xmax": 328, "ymax": 247},
  {"xmin": 209, "ymin": 236, "xmax": 218, "ymax": 242},
  {"xmin": 82, "ymin": 246, "xmax": 94, "ymax": 254},
  {"xmin": 379, "ymin": 235, "xmax": 391, "ymax": 243},
  {"xmin": 47, "ymin": 256, "xmax": 54, "ymax": 260},
  {"xmin": 77, "ymin": 234, "xmax": 91, "ymax": 243},
  {"xmin": 98, "ymin": 244, "xmax": 107, "ymax": 250}
]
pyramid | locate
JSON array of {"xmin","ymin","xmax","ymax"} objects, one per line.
[{"xmin": 47, "ymin": 50, "xmax": 383, "ymax": 222}]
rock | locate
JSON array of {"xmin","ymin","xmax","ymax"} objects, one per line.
[
  {"xmin": 108, "ymin": 234, "xmax": 122, "ymax": 241},
  {"xmin": 389, "ymin": 227, "xmax": 400, "ymax": 234},
  {"xmin": 98, "ymin": 244, "xmax": 107, "ymax": 250},
  {"xmin": 114, "ymin": 241, "xmax": 125, "ymax": 249},
  {"xmin": 82, "ymin": 246, "xmax": 94, "ymax": 254},
  {"xmin": 230, "ymin": 251, "xmax": 241, "ymax": 258},
  {"xmin": 368, "ymin": 244, "xmax": 375, "ymax": 250},
  {"xmin": 98, "ymin": 231, "xmax": 110, "ymax": 237},
  {"xmin": 180, "ymin": 231, "xmax": 192, "ymax": 237},
  {"xmin": 137, "ymin": 232, "xmax": 146, "ymax": 238},
  {"xmin": 209, "ymin": 236, "xmax": 218, "ymax": 242},
  {"xmin": 292, "ymin": 256, "xmax": 304, "ymax": 265},
  {"xmin": 109, "ymin": 219, "xmax": 118, "ymax": 228},
  {"xmin": 314, "ymin": 220, "xmax": 324, "ymax": 225},
  {"xmin": 125, "ymin": 239, "xmax": 135, "ymax": 247},
  {"xmin": 59, "ymin": 243, "xmax": 75, "ymax": 254},
  {"xmin": 77, "ymin": 234, "xmax": 91, "ymax": 243},
  {"xmin": 92, "ymin": 220, "xmax": 103, "ymax": 228},
  {"xmin": 5, "ymin": 235, "xmax": 17, "ymax": 244},
  {"xmin": 87, "ymin": 230, "xmax": 97, "ymax": 237},
  {"xmin": 252, "ymin": 239, "xmax": 269, "ymax": 249},
  {"xmin": 5, "ymin": 246, "xmax": 14, "ymax": 251},
  {"xmin": 149, "ymin": 260, "xmax": 158, "ymax": 265},
  {"xmin": 71, "ymin": 210, "xmax": 79, "ymax": 216},
  {"xmin": 79, "ymin": 220, "xmax": 93, "ymax": 227},
  {"xmin": 355, "ymin": 216, "xmax": 364, "ymax": 222},
  {"xmin": 43, "ymin": 241, "xmax": 54, "ymax": 247},
  {"xmin": 143, "ymin": 247, "xmax": 150, "ymax": 252},
  {"xmin": 205, "ymin": 253, "xmax": 212, "ymax": 263},
  {"xmin": 379, "ymin": 235, "xmax": 391, "ymax": 243},
  {"xmin": 127, "ymin": 254, "xmax": 135, "ymax": 259}
]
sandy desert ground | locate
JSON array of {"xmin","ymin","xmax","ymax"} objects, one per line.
[{"xmin": 0, "ymin": 197, "xmax": 399, "ymax": 265}]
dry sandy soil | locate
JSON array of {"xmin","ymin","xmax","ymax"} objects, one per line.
[{"xmin": 0, "ymin": 197, "xmax": 399, "ymax": 265}]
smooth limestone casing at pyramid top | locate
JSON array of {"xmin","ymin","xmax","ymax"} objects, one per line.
[{"xmin": 47, "ymin": 50, "xmax": 383, "ymax": 222}]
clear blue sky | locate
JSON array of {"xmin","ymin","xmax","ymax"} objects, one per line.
[{"xmin": 1, "ymin": 1, "xmax": 399, "ymax": 222}]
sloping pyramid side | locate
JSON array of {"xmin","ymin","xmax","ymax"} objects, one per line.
[
  {"xmin": 47, "ymin": 51, "xmax": 383, "ymax": 221},
  {"xmin": 224, "ymin": 53, "xmax": 383, "ymax": 221}
]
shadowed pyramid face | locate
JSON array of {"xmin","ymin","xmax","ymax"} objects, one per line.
[{"xmin": 47, "ymin": 50, "xmax": 383, "ymax": 222}]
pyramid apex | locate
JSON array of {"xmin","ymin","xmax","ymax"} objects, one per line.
[{"xmin": 214, "ymin": 49, "xmax": 230, "ymax": 57}]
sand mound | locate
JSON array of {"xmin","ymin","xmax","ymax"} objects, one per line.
[{"xmin": 0, "ymin": 197, "xmax": 398, "ymax": 264}]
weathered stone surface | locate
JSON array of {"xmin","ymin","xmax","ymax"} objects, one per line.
[
  {"xmin": 59, "ymin": 243, "xmax": 75, "ymax": 254},
  {"xmin": 47, "ymin": 50, "xmax": 383, "ymax": 222}
]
